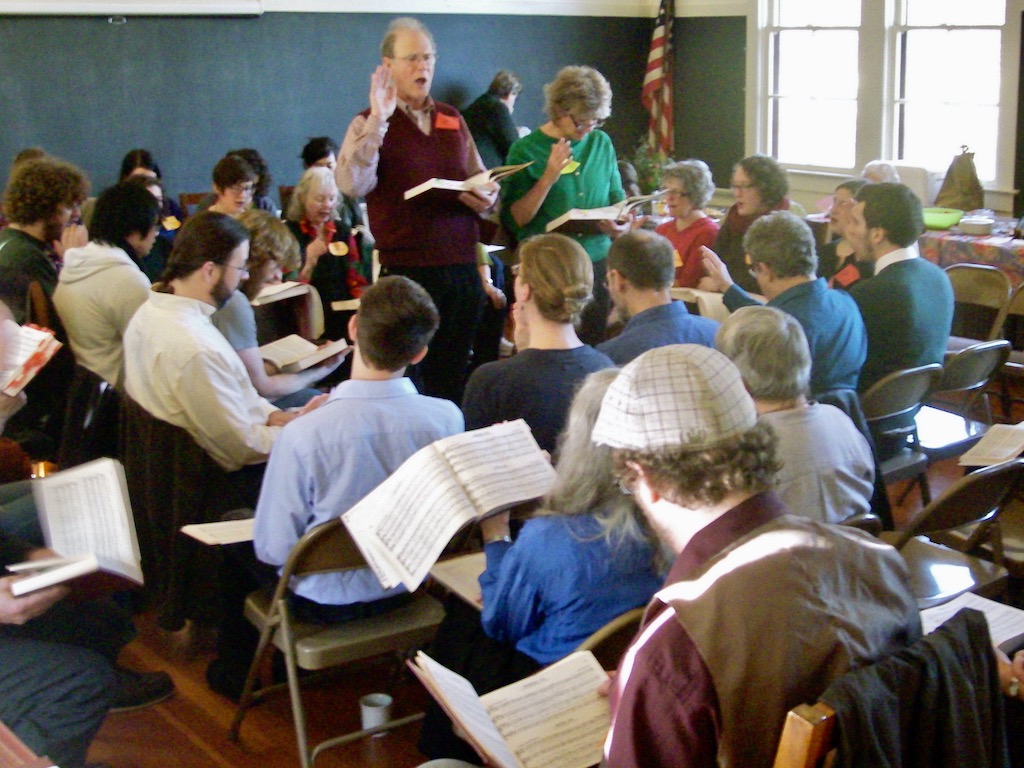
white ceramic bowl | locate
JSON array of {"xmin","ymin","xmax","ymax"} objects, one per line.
[{"xmin": 958, "ymin": 216, "xmax": 994, "ymax": 235}]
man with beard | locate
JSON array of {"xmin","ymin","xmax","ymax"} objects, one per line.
[
  {"xmin": 597, "ymin": 230, "xmax": 719, "ymax": 365},
  {"xmin": 123, "ymin": 212, "xmax": 322, "ymax": 504},
  {"xmin": 845, "ymin": 182, "xmax": 953, "ymax": 393},
  {"xmin": 0, "ymin": 156, "xmax": 88, "ymax": 457},
  {"xmin": 0, "ymin": 156, "xmax": 88, "ymax": 325}
]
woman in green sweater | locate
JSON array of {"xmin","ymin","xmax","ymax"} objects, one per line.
[{"xmin": 501, "ymin": 65, "xmax": 627, "ymax": 345}]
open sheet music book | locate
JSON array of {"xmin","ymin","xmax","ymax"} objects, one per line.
[
  {"xmin": 7, "ymin": 458, "xmax": 142, "ymax": 596},
  {"xmin": 404, "ymin": 162, "xmax": 534, "ymax": 200},
  {"xmin": 0, "ymin": 320, "xmax": 62, "ymax": 397},
  {"xmin": 920, "ymin": 592, "xmax": 1024, "ymax": 654},
  {"xmin": 250, "ymin": 281, "xmax": 310, "ymax": 307},
  {"xmin": 409, "ymin": 650, "xmax": 609, "ymax": 768},
  {"xmin": 0, "ymin": 718, "xmax": 54, "ymax": 768},
  {"xmin": 343, "ymin": 419, "xmax": 556, "ymax": 591},
  {"xmin": 958, "ymin": 423, "xmax": 1024, "ymax": 466},
  {"xmin": 258, "ymin": 335, "xmax": 349, "ymax": 373},
  {"xmin": 544, "ymin": 193, "xmax": 662, "ymax": 235},
  {"xmin": 180, "ymin": 518, "xmax": 255, "ymax": 546}
]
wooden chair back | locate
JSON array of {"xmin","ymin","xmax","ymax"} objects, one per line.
[
  {"xmin": 772, "ymin": 702, "xmax": 836, "ymax": 768},
  {"xmin": 278, "ymin": 184, "xmax": 295, "ymax": 214},
  {"xmin": 178, "ymin": 192, "xmax": 209, "ymax": 219},
  {"xmin": 575, "ymin": 607, "xmax": 645, "ymax": 671}
]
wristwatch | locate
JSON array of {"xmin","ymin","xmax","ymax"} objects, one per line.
[{"xmin": 484, "ymin": 533, "xmax": 512, "ymax": 546}]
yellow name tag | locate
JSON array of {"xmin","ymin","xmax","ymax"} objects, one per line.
[
  {"xmin": 673, "ymin": 249, "xmax": 683, "ymax": 267},
  {"xmin": 561, "ymin": 160, "xmax": 581, "ymax": 175},
  {"xmin": 328, "ymin": 241, "xmax": 349, "ymax": 257},
  {"xmin": 162, "ymin": 215, "xmax": 181, "ymax": 231}
]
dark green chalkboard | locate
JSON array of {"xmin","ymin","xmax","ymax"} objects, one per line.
[
  {"xmin": 0, "ymin": 13, "xmax": 650, "ymax": 200},
  {"xmin": 0, "ymin": 12, "xmax": 744, "ymax": 200},
  {"xmin": 674, "ymin": 15, "xmax": 747, "ymax": 188}
]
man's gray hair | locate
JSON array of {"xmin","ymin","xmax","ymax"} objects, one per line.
[
  {"xmin": 381, "ymin": 17, "xmax": 435, "ymax": 58},
  {"xmin": 742, "ymin": 210, "xmax": 817, "ymax": 279},
  {"xmin": 715, "ymin": 305, "xmax": 811, "ymax": 401}
]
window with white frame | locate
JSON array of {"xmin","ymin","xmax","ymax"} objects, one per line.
[{"xmin": 761, "ymin": 0, "xmax": 1008, "ymax": 184}]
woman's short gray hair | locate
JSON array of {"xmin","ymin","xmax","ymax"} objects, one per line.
[
  {"xmin": 543, "ymin": 66, "xmax": 612, "ymax": 121},
  {"xmin": 661, "ymin": 159, "xmax": 715, "ymax": 209},
  {"xmin": 715, "ymin": 305, "xmax": 811, "ymax": 401},
  {"xmin": 285, "ymin": 166, "xmax": 340, "ymax": 222}
]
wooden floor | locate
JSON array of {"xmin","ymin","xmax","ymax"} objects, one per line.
[
  {"xmin": 89, "ymin": 616, "xmax": 429, "ymax": 768},
  {"xmin": 87, "ymin": 390, "xmax": 1016, "ymax": 768}
]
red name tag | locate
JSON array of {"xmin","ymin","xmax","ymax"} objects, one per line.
[
  {"xmin": 435, "ymin": 112, "xmax": 461, "ymax": 131},
  {"xmin": 831, "ymin": 263, "xmax": 861, "ymax": 288}
]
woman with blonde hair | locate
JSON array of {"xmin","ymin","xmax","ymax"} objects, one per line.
[
  {"xmin": 212, "ymin": 209, "xmax": 344, "ymax": 408},
  {"xmin": 461, "ymin": 233, "xmax": 613, "ymax": 453}
]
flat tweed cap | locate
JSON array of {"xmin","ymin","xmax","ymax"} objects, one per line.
[{"xmin": 592, "ymin": 344, "xmax": 758, "ymax": 451}]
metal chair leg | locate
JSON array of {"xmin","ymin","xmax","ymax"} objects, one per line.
[{"xmin": 229, "ymin": 617, "xmax": 279, "ymax": 741}]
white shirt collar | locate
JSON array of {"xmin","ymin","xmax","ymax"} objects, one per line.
[{"xmin": 874, "ymin": 242, "xmax": 920, "ymax": 275}]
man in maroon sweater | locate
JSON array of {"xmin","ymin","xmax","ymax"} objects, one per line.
[{"xmin": 337, "ymin": 16, "xmax": 497, "ymax": 403}]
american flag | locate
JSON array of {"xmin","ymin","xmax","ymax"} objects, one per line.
[{"xmin": 642, "ymin": 0, "xmax": 675, "ymax": 155}]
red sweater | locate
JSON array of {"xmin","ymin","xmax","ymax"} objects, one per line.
[{"xmin": 364, "ymin": 103, "xmax": 480, "ymax": 268}]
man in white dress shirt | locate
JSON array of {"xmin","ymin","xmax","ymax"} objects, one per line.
[{"xmin": 123, "ymin": 211, "xmax": 322, "ymax": 503}]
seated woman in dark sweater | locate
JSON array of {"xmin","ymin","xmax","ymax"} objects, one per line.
[
  {"xmin": 461, "ymin": 233, "xmax": 613, "ymax": 454},
  {"xmin": 420, "ymin": 369, "xmax": 662, "ymax": 762}
]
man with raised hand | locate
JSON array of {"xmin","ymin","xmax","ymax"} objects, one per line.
[{"xmin": 337, "ymin": 16, "xmax": 496, "ymax": 403}]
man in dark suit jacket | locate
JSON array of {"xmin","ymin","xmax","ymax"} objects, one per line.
[
  {"xmin": 462, "ymin": 70, "xmax": 522, "ymax": 169},
  {"xmin": 846, "ymin": 182, "xmax": 953, "ymax": 393}
]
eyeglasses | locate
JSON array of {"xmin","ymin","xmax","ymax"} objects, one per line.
[
  {"xmin": 663, "ymin": 188, "xmax": 690, "ymax": 199},
  {"xmin": 229, "ymin": 183, "xmax": 255, "ymax": 196},
  {"xmin": 730, "ymin": 182, "xmax": 756, "ymax": 191},
  {"xmin": 391, "ymin": 52, "xmax": 437, "ymax": 65},
  {"xmin": 569, "ymin": 113, "xmax": 605, "ymax": 131},
  {"xmin": 223, "ymin": 262, "xmax": 249, "ymax": 278}
]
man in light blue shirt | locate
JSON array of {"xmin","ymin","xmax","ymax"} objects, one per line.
[
  {"xmin": 208, "ymin": 276, "xmax": 463, "ymax": 700},
  {"xmin": 597, "ymin": 230, "xmax": 719, "ymax": 365},
  {"xmin": 254, "ymin": 275, "xmax": 464, "ymax": 610}
]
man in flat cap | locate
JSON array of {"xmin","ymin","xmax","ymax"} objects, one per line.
[{"xmin": 594, "ymin": 344, "xmax": 920, "ymax": 768}]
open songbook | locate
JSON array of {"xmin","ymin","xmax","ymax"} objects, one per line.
[
  {"xmin": 343, "ymin": 419, "xmax": 556, "ymax": 591},
  {"xmin": 7, "ymin": 458, "xmax": 143, "ymax": 597},
  {"xmin": 919, "ymin": 592, "xmax": 1024, "ymax": 654},
  {"xmin": 250, "ymin": 281, "xmax": 310, "ymax": 307},
  {"xmin": 409, "ymin": 650, "xmax": 610, "ymax": 768},
  {"xmin": 404, "ymin": 162, "xmax": 534, "ymax": 200},
  {"xmin": 544, "ymin": 192, "xmax": 663, "ymax": 235},
  {"xmin": 958, "ymin": 423, "xmax": 1024, "ymax": 467},
  {"xmin": 181, "ymin": 518, "xmax": 255, "ymax": 546},
  {"xmin": 258, "ymin": 334, "xmax": 349, "ymax": 373},
  {"xmin": 0, "ymin": 320, "xmax": 62, "ymax": 397}
]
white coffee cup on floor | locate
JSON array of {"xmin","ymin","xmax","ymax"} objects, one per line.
[{"xmin": 360, "ymin": 692, "xmax": 393, "ymax": 730}]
